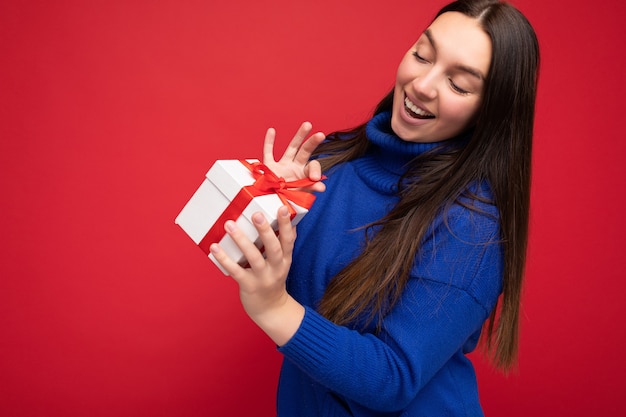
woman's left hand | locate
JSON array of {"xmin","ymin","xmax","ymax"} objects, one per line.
[
  {"xmin": 209, "ymin": 206, "xmax": 305, "ymax": 346},
  {"xmin": 263, "ymin": 122, "xmax": 326, "ymax": 193}
]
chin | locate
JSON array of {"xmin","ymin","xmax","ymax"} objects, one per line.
[
  {"xmin": 390, "ymin": 114, "xmax": 421, "ymax": 143},
  {"xmin": 390, "ymin": 112, "xmax": 406, "ymax": 138}
]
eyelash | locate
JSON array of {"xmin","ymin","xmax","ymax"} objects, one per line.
[
  {"xmin": 411, "ymin": 51, "xmax": 470, "ymax": 95},
  {"xmin": 449, "ymin": 81, "xmax": 469, "ymax": 95},
  {"xmin": 412, "ymin": 51, "xmax": 428, "ymax": 63}
]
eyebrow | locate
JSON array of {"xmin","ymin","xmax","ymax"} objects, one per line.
[{"xmin": 423, "ymin": 28, "xmax": 486, "ymax": 81}]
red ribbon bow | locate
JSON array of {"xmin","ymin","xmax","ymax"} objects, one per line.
[{"xmin": 198, "ymin": 160, "xmax": 324, "ymax": 254}]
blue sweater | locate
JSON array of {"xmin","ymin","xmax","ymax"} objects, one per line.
[{"xmin": 277, "ymin": 111, "xmax": 503, "ymax": 416}]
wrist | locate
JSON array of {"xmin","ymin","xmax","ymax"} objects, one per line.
[{"xmin": 250, "ymin": 294, "xmax": 305, "ymax": 347}]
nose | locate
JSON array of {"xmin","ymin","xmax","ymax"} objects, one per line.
[{"xmin": 411, "ymin": 70, "xmax": 437, "ymax": 101}]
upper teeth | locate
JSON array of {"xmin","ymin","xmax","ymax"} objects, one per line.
[{"xmin": 405, "ymin": 97, "xmax": 433, "ymax": 117}]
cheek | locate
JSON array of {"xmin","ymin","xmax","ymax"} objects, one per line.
[
  {"xmin": 394, "ymin": 55, "xmax": 414, "ymax": 86},
  {"xmin": 441, "ymin": 98, "xmax": 481, "ymax": 126},
  {"xmin": 392, "ymin": 69, "xmax": 408, "ymax": 112}
]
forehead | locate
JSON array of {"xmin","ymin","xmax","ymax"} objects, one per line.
[{"xmin": 424, "ymin": 11, "xmax": 492, "ymax": 77}]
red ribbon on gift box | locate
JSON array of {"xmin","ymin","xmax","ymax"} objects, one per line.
[{"xmin": 197, "ymin": 160, "xmax": 324, "ymax": 254}]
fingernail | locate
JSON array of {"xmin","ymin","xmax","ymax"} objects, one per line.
[
  {"xmin": 225, "ymin": 220, "xmax": 237, "ymax": 233},
  {"xmin": 210, "ymin": 243, "xmax": 220, "ymax": 254},
  {"xmin": 252, "ymin": 213, "xmax": 265, "ymax": 225},
  {"xmin": 279, "ymin": 206, "xmax": 290, "ymax": 217}
]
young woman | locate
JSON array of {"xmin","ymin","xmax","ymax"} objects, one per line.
[{"xmin": 209, "ymin": 0, "xmax": 539, "ymax": 415}]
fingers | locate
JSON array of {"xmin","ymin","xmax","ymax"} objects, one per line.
[
  {"xmin": 276, "ymin": 206, "xmax": 296, "ymax": 259},
  {"xmin": 209, "ymin": 220, "xmax": 261, "ymax": 280},
  {"xmin": 265, "ymin": 122, "xmax": 324, "ymax": 163},
  {"xmin": 209, "ymin": 242, "xmax": 245, "ymax": 279},
  {"xmin": 282, "ymin": 122, "xmax": 313, "ymax": 161},
  {"xmin": 225, "ymin": 219, "xmax": 268, "ymax": 272},
  {"xmin": 262, "ymin": 127, "xmax": 277, "ymax": 165},
  {"xmin": 294, "ymin": 131, "xmax": 325, "ymax": 166},
  {"xmin": 251, "ymin": 207, "xmax": 295, "ymax": 269},
  {"xmin": 297, "ymin": 160, "xmax": 326, "ymax": 192},
  {"xmin": 249, "ymin": 212, "xmax": 282, "ymax": 269},
  {"xmin": 210, "ymin": 207, "xmax": 295, "ymax": 277},
  {"xmin": 305, "ymin": 160, "xmax": 322, "ymax": 180}
]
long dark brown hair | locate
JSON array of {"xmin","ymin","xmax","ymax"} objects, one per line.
[{"xmin": 314, "ymin": 0, "xmax": 539, "ymax": 371}]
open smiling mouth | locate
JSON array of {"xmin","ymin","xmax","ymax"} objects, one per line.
[{"xmin": 404, "ymin": 96, "xmax": 435, "ymax": 119}]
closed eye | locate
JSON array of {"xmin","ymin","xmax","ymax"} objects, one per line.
[
  {"xmin": 412, "ymin": 51, "xmax": 430, "ymax": 64},
  {"xmin": 449, "ymin": 78, "xmax": 470, "ymax": 95}
]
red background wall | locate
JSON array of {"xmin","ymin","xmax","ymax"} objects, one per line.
[{"xmin": 1, "ymin": 0, "xmax": 624, "ymax": 415}]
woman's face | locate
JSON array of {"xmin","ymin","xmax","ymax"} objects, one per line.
[{"xmin": 391, "ymin": 12, "xmax": 492, "ymax": 143}]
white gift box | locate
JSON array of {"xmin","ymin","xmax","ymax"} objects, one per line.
[{"xmin": 175, "ymin": 159, "xmax": 310, "ymax": 275}]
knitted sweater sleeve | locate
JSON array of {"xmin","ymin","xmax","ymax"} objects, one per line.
[{"xmin": 278, "ymin": 202, "xmax": 503, "ymax": 412}]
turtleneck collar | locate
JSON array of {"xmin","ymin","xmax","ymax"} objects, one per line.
[
  {"xmin": 365, "ymin": 110, "xmax": 442, "ymax": 160},
  {"xmin": 354, "ymin": 111, "xmax": 444, "ymax": 195}
]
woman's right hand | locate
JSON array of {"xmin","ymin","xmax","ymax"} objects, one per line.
[
  {"xmin": 262, "ymin": 122, "xmax": 326, "ymax": 193},
  {"xmin": 210, "ymin": 206, "xmax": 305, "ymax": 347}
]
